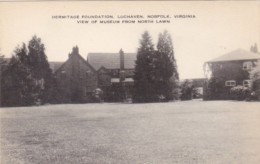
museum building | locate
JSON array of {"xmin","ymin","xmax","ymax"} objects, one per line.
[
  {"xmin": 203, "ymin": 49, "xmax": 260, "ymax": 100},
  {"xmin": 51, "ymin": 46, "xmax": 136, "ymax": 103}
]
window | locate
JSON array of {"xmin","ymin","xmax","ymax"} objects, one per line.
[
  {"xmin": 61, "ymin": 70, "xmax": 66, "ymax": 78},
  {"xmin": 34, "ymin": 79, "xmax": 45, "ymax": 89},
  {"xmin": 243, "ymin": 61, "xmax": 253, "ymax": 70},
  {"xmin": 225, "ymin": 80, "xmax": 236, "ymax": 87},
  {"xmin": 112, "ymin": 69, "xmax": 118, "ymax": 76},
  {"xmin": 128, "ymin": 70, "xmax": 135, "ymax": 76},
  {"xmin": 86, "ymin": 70, "xmax": 91, "ymax": 77},
  {"xmin": 243, "ymin": 80, "xmax": 251, "ymax": 87}
]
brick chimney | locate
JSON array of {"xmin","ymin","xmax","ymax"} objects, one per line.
[
  {"xmin": 119, "ymin": 48, "xmax": 124, "ymax": 70},
  {"xmin": 72, "ymin": 46, "xmax": 79, "ymax": 55}
]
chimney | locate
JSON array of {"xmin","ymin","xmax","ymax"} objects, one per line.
[
  {"xmin": 119, "ymin": 48, "xmax": 124, "ymax": 70},
  {"xmin": 72, "ymin": 46, "xmax": 79, "ymax": 55}
]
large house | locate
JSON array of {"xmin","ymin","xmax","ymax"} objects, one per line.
[
  {"xmin": 54, "ymin": 46, "xmax": 98, "ymax": 103},
  {"xmin": 87, "ymin": 49, "xmax": 136, "ymax": 101},
  {"xmin": 203, "ymin": 49, "xmax": 260, "ymax": 100},
  {"xmin": 51, "ymin": 48, "xmax": 136, "ymax": 102}
]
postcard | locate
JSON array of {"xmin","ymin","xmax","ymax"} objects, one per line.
[{"xmin": 0, "ymin": 1, "xmax": 260, "ymax": 163}]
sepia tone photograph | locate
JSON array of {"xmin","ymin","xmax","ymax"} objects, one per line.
[{"xmin": 0, "ymin": 1, "xmax": 260, "ymax": 163}]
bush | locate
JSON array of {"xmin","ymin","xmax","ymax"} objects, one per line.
[
  {"xmin": 91, "ymin": 88, "xmax": 104, "ymax": 103},
  {"xmin": 230, "ymin": 85, "xmax": 251, "ymax": 101},
  {"xmin": 180, "ymin": 80, "xmax": 193, "ymax": 101}
]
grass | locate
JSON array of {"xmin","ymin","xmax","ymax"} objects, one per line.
[{"xmin": 1, "ymin": 100, "xmax": 260, "ymax": 163}]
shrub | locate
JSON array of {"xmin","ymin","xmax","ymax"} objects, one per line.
[
  {"xmin": 180, "ymin": 80, "xmax": 193, "ymax": 101},
  {"xmin": 230, "ymin": 85, "xmax": 251, "ymax": 101}
]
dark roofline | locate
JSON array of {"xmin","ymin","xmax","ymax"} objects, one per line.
[
  {"xmin": 78, "ymin": 54, "xmax": 96, "ymax": 73},
  {"xmin": 206, "ymin": 49, "xmax": 260, "ymax": 63},
  {"xmin": 205, "ymin": 58, "xmax": 260, "ymax": 64},
  {"xmin": 97, "ymin": 66, "xmax": 107, "ymax": 72},
  {"xmin": 182, "ymin": 78, "xmax": 207, "ymax": 80},
  {"xmin": 49, "ymin": 61, "xmax": 64, "ymax": 63},
  {"xmin": 54, "ymin": 59, "xmax": 68, "ymax": 74},
  {"xmin": 88, "ymin": 52, "xmax": 136, "ymax": 54},
  {"xmin": 87, "ymin": 52, "xmax": 136, "ymax": 70},
  {"xmin": 55, "ymin": 53, "xmax": 96, "ymax": 74}
]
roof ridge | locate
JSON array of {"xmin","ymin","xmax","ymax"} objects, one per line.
[
  {"xmin": 207, "ymin": 48, "xmax": 260, "ymax": 63},
  {"xmin": 87, "ymin": 52, "xmax": 136, "ymax": 70},
  {"xmin": 88, "ymin": 52, "xmax": 136, "ymax": 54}
]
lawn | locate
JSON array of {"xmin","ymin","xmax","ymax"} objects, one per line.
[{"xmin": 1, "ymin": 100, "xmax": 260, "ymax": 164}]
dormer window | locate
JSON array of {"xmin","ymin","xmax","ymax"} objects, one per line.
[
  {"xmin": 243, "ymin": 61, "xmax": 253, "ymax": 70},
  {"xmin": 243, "ymin": 80, "xmax": 251, "ymax": 87},
  {"xmin": 225, "ymin": 80, "xmax": 236, "ymax": 87}
]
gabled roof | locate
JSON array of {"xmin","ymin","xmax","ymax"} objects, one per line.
[
  {"xmin": 54, "ymin": 53, "xmax": 96, "ymax": 74},
  {"xmin": 49, "ymin": 62, "xmax": 63, "ymax": 72},
  {"xmin": 54, "ymin": 46, "xmax": 96, "ymax": 74},
  {"xmin": 87, "ymin": 53, "xmax": 136, "ymax": 70},
  {"xmin": 97, "ymin": 66, "xmax": 109, "ymax": 73},
  {"xmin": 208, "ymin": 49, "xmax": 260, "ymax": 63},
  {"xmin": 78, "ymin": 53, "xmax": 96, "ymax": 73}
]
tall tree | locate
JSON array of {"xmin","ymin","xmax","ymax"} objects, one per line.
[
  {"xmin": 155, "ymin": 30, "xmax": 179, "ymax": 101},
  {"xmin": 1, "ymin": 46, "xmax": 36, "ymax": 106},
  {"xmin": 133, "ymin": 31, "xmax": 157, "ymax": 102},
  {"xmin": 0, "ymin": 49, "xmax": 6, "ymax": 65},
  {"xmin": 27, "ymin": 35, "xmax": 53, "ymax": 103},
  {"xmin": 250, "ymin": 43, "xmax": 258, "ymax": 53},
  {"xmin": 0, "ymin": 49, "xmax": 6, "ymax": 106},
  {"xmin": 17, "ymin": 43, "xmax": 29, "ymax": 66}
]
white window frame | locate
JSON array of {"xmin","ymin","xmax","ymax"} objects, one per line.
[
  {"xmin": 225, "ymin": 80, "xmax": 236, "ymax": 87},
  {"xmin": 243, "ymin": 61, "xmax": 253, "ymax": 71},
  {"xmin": 243, "ymin": 80, "xmax": 251, "ymax": 88}
]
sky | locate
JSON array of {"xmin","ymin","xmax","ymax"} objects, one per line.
[{"xmin": 0, "ymin": 1, "xmax": 259, "ymax": 79}]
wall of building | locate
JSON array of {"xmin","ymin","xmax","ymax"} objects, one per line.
[
  {"xmin": 97, "ymin": 67, "xmax": 135, "ymax": 102},
  {"xmin": 55, "ymin": 49, "xmax": 97, "ymax": 103},
  {"xmin": 203, "ymin": 60, "xmax": 256, "ymax": 100}
]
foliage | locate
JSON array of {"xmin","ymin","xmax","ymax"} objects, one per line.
[
  {"xmin": 1, "ymin": 36, "xmax": 54, "ymax": 106},
  {"xmin": 154, "ymin": 30, "xmax": 179, "ymax": 101},
  {"xmin": 133, "ymin": 31, "xmax": 180, "ymax": 103},
  {"xmin": 1, "ymin": 46, "xmax": 36, "ymax": 106},
  {"xmin": 91, "ymin": 88, "xmax": 104, "ymax": 103},
  {"xmin": 230, "ymin": 85, "xmax": 251, "ymax": 101},
  {"xmin": 180, "ymin": 80, "xmax": 199, "ymax": 101},
  {"xmin": 0, "ymin": 49, "xmax": 6, "ymax": 65},
  {"xmin": 133, "ymin": 31, "xmax": 157, "ymax": 103},
  {"xmin": 205, "ymin": 76, "xmax": 224, "ymax": 100},
  {"xmin": 250, "ymin": 61, "xmax": 260, "ymax": 91},
  {"xmin": 250, "ymin": 43, "xmax": 258, "ymax": 53},
  {"xmin": 180, "ymin": 80, "xmax": 192, "ymax": 100},
  {"xmin": 27, "ymin": 35, "xmax": 54, "ymax": 104}
]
